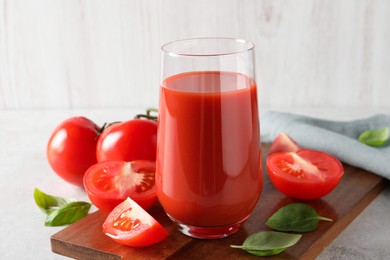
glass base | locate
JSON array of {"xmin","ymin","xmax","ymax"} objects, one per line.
[{"xmin": 168, "ymin": 215, "xmax": 247, "ymax": 239}]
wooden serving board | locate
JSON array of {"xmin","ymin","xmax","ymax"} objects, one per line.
[{"xmin": 51, "ymin": 144, "xmax": 388, "ymax": 260}]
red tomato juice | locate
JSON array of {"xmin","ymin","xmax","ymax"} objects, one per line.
[{"xmin": 157, "ymin": 71, "xmax": 262, "ymax": 227}]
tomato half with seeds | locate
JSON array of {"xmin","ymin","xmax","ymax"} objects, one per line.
[
  {"xmin": 266, "ymin": 150, "xmax": 344, "ymax": 200},
  {"xmin": 103, "ymin": 197, "xmax": 169, "ymax": 247},
  {"xmin": 83, "ymin": 160, "xmax": 157, "ymax": 213}
]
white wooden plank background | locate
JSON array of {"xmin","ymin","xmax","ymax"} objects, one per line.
[{"xmin": 0, "ymin": 0, "xmax": 389, "ymax": 111}]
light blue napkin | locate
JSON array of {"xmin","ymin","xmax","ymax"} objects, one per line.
[{"xmin": 260, "ymin": 111, "xmax": 390, "ymax": 179}]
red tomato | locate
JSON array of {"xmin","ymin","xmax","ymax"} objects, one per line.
[
  {"xmin": 96, "ymin": 119, "xmax": 157, "ymax": 163},
  {"xmin": 269, "ymin": 132, "xmax": 301, "ymax": 154},
  {"xmin": 266, "ymin": 150, "xmax": 344, "ymax": 200},
  {"xmin": 47, "ymin": 117, "xmax": 100, "ymax": 187},
  {"xmin": 103, "ymin": 197, "xmax": 169, "ymax": 247},
  {"xmin": 84, "ymin": 160, "xmax": 157, "ymax": 213}
]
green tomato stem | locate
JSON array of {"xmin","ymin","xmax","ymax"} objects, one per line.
[{"xmin": 135, "ymin": 108, "xmax": 158, "ymax": 121}]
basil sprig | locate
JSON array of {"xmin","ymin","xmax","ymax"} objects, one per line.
[
  {"xmin": 34, "ymin": 188, "xmax": 91, "ymax": 226},
  {"xmin": 266, "ymin": 203, "xmax": 332, "ymax": 232},
  {"xmin": 231, "ymin": 231, "xmax": 302, "ymax": 256},
  {"xmin": 358, "ymin": 127, "xmax": 389, "ymax": 147}
]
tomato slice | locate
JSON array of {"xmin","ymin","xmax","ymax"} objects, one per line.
[
  {"xmin": 83, "ymin": 160, "xmax": 157, "ymax": 213},
  {"xmin": 266, "ymin": 150, "xmax": 344, "ymax": 200},
  {"xmin": 103, "ymin": 197, "xmax": 169, "ymax": 247},
  {"xmin": 269, "ymin": 132, "xmax": 301, "ymax": 155}
]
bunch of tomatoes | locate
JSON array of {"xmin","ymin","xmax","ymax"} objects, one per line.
[
  {"xmin": 46, "ymin": 112, "xmax": 169, "ymax": 247},
  {"xmin": 46, "ymin": 112, "xmax": 344, "ymax": 248}
]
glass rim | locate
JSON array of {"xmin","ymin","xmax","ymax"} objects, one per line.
[{"xmin": 161, "ymin": 37, "xmax": 255, "ymax": 57}]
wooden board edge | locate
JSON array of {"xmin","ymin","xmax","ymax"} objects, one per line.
[
  {"xmin": 51, "ymin": 236, "xmax": 122, "ymax": 260},
  {"xmin": 300, "ymin": 178, "xmax": 389, "ymax": 260}
]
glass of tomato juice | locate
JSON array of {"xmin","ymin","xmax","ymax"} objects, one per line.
[{"xmin": 156, "ymin": 38, "xmax": 262, "ymax": 239}]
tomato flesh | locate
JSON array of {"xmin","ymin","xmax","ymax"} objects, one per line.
[
  {"xmin": 266, "ymin": 150, "xmax": 344, "ymax": 200},
  {"xmin": 84, "ymin": 160, "xmax": 157, "ymax": 213},
  {"xmin": 269, "ymin": 132, "xmax": 301, "ymax": 155},
  {"xmin": 103, "ymin": 197, "xmax": 168, "ymax": 247},
  {"xmin": 96, "ymin": 119, "xmax": 157, "ymax": 163}
]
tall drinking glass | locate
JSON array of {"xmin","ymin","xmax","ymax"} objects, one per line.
[{"xmin": 157, "ymin": 38, "xmax": 262, "ymax": 239}]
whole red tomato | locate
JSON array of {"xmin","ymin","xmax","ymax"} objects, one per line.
[
  {"xmin": 47, "ymin": 117, "xmax": 100, "ymax": 187},
  {"xmin": 96, "ymin": 119, "xmax": 157, "ymax": 163}
]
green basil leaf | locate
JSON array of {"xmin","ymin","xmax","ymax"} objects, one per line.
[
  {"xmin": 34, "ymin": 187, "xmax": 72, "ymax": 214},
  {"xmin": 266, "ymin": 203, "xmax": 332, "ymax": 232},
  {"xmin": 246, "ymin": 248, "xmax": 285, "ymax": 257},
  {"xmin": 358, "ymin": 127, "xmax": 390, "ymax": 147},
  {"xmin": 34, "ymin": 187, "xmax": 91, "ymax": 226},
  {"xmin": 45, "ymin": 201, "xmax": 91, "ymax": 227},
  {"xmin": 231, "ymin": 231, "xmax": 301, "ymax": 256}
]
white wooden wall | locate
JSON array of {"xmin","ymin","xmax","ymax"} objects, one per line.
[{"xmin": 0, "ymin": 0, "xmax": 389, "ymax": 111}]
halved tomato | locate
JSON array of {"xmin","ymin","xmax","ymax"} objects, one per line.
[
  {"xmin": 103, "ymin": 197, "xmax": 169, "ymax": 247},
  {"xmin": 269, "ymin": 132, "xmax": 301, "ymax": 155},
  {"xmin": 83, "ymin": 160, "xmax": 157, "ymax": 213},
  {"xmin": 266, "ymin": 150, "xmax": 344, "ymax": 200}
]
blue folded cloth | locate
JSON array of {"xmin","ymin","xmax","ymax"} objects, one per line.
[{"xmin": 260, "ymin": 111, "xmax": 390, "ymax": 179}]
